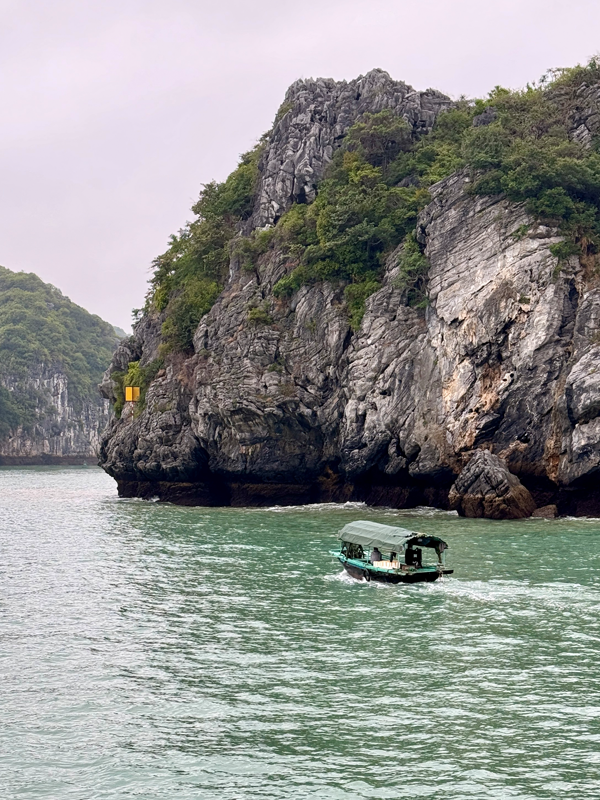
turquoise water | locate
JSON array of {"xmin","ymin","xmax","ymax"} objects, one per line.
[{"xmin": 1, "ymin": 467, "xmax": 600, "ymax": 799}]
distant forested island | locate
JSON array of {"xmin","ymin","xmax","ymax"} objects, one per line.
[{"xmin": 0, "ymin": 266, "xmax": 122, "ymax": 463}]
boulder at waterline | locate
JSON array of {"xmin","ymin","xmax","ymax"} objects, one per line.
[
  {"xmin": 449, "ymin": 450, "xmax": 537, "ymax": 520},
  {"xmin": 531, "ymin": 504, "xmax": 559, "ymax": 519}
]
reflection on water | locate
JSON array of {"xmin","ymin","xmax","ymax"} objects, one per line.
[{"xmin": 1, "ymin": 467, "xmax": 600, "ymax": 799}]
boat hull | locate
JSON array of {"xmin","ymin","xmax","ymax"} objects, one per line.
[{"xmin": 340, "ymin": 558, "xmax": 452, "ymax": 584}]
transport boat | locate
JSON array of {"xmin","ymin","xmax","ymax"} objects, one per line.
[{"xmin": 331, "ymin": 520, "xmax": 453, "ymax": 584}]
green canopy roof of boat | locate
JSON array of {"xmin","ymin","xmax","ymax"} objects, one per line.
[{"xmin": 338, "ymin": 520, "xmax": 448, "ymax": 552}]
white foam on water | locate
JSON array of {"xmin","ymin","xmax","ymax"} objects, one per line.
[{"xmin": 266, "ymin": 501, "xmax": 367, "ymax": 513}]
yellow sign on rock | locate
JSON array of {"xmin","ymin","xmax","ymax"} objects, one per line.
[{"xmin": 125, "ymin": 386, "xmax": 140, "ymax": 402}]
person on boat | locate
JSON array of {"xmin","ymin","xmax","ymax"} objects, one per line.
[
  {"xmin": 346, "ymin": 542, "xmax": 364, "ymax": 559},
  {"xmin": 405, "ymin": 546, "xmax": 422, "ymax": 567},
  {"xmin": 370, "ymin": 546, "xmax": 382, "ymax": 564}
]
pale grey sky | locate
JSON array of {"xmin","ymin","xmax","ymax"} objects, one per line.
[{"xmin": 1, "ymin": 0, "xmax": 599, "ymax": 330}]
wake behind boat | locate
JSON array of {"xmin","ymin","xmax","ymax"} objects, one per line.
[{"xmin": 331, "ymin": 520, "xmax": 453, "ymax": 584}]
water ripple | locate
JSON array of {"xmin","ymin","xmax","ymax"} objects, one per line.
[{"xmin": 1, "ymin": 467, "xmax": 600, "ymax": 798}]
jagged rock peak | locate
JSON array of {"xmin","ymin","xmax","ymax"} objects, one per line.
[
  {"xmin": 283, "ymin": 68, "xmax": 409, "ymax": 104},
  {"xmin": 251, "ymin": 69, "xmax": 452, "ymax": 228}
]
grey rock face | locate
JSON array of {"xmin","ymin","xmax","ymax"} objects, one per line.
[
  {"xmin": 341, "ymin": 169, "xmax": 578, "ymax": 493},
  {"xmin": 98, "ymin": 314, "xmax": 162, "ymax": 407},
  {"xmin": 99, "ymin": 73, "xmax": 600, "ymax": 517},
  {"xmin": 251, "ymin": 69, "xmax": 452, "ymax": 228},
  {"xmin": 472, "ymin": 107, "xmax": 497, "ymax": 127},
  {"xmin": 448, "ymin": 450, "xmax": 536, "ymax": 519},
  {"xmin": 567, "ymin": 82, "xmax": 600, "ymax": 146},
  {"xmin": 0, "ymin": 366, "xmax": 110, "ymax": 464}
]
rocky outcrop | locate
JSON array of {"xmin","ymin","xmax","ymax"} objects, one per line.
[
  {"xmin": 99, "ymin": 70, "xmax": 600, "ymax": 516},
  {"xmin": 567, "ymin": 81, "xmax": 600, "ymax": 146},
  {"xmin": 0, "ymin": 366, "xmax": 110, "ymax": 464},
  {"xmin": 252, "ymin": 69, "xmax": 452, "ymax": 228},
  {"xmin": 448, "ymin": 450, "xmax": 536, "ymax": 519}
]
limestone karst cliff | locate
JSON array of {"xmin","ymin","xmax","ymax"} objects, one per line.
[
  {"xmin": 0, "ymin": 267, "xmax": 120, "ymax": 463},
  {"xmin": 99, "ymin": 62, "xmax": 600, "ymax": 516}
]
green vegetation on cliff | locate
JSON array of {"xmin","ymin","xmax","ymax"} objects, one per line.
[
  {"xmin": 272, "ymin": 58, "xmax": 600, "ymax": 323},
  {"xmin": 0, "ymin": 266, "xmax": 121, "ymax": 432},
  {"xmin": 146, "ymin": 57, "xmax": 600, "ymax": 347},
  {"xmin": 111, "ymin": 358, "xmax": 164, "ymax": 418},
  {"xmin": 465, "ymin": 71, "xmax": 600, "ymax": 251},
  {"xmin": 269, "ymin": 110, "xmax": 440, "ymax": 325},
  {"xmin": 147, "ymin": 143, "xmax": 264, "ymax": 352}
]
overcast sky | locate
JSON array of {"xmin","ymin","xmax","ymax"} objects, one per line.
[{"xmin": 1, "ymin": 0, "xmax": 599, "ymax": 330}]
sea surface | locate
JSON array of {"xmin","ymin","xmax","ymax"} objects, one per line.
[{"xmin": 1, "ymin": 466, "xmax": 599, "ymax": 799}]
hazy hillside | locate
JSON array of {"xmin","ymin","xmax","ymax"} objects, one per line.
[{"xmin": 0, "ymin": 266, "xmax": 122, "ymax": 461}]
